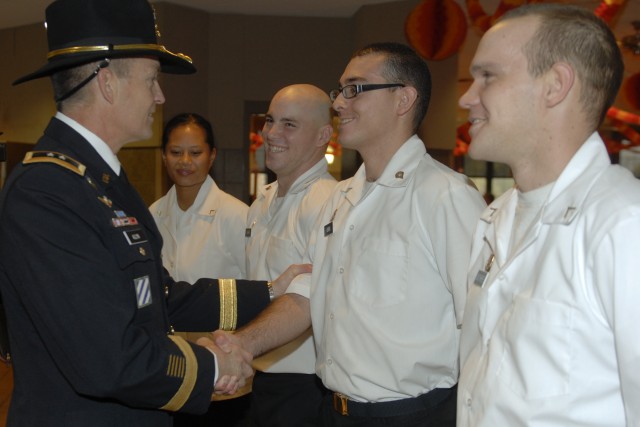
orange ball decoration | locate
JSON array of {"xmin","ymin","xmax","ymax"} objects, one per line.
[
  {"xmin": 624, "ymin": 73, "xmax": 640, "ymax": 111},
  {"xmin": 405, "ymin": 0, "xmax": 468, "ymax": 61}
]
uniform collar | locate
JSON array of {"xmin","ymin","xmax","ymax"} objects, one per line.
[
  {"xmin": 55, "ymin": 111, "xmax": 121, "ymax": 176},
  {"xmin": 257, "ymin": 158, "xmax": 330, "ymax": 201},
  {"xmin": 344, "ymin": 135, "xmax": 425, "ymax": 205},
  {"xmin": 479, "ymin": 132, "xmax": 610, "ymax": 264},
  {"xmin": 155, "ymin": 175, "xmax": 219, "ymax": 219},
  {"xmin": 481, "ymin": 132, "xmax": 609, "ymax": 226}
]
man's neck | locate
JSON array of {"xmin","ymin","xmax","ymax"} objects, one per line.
[{"xmin": 360, "ymin": 133, "xmax": 413, "ymax": 182}]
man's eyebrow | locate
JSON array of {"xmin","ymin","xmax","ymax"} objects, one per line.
[
  {"xmin": 341, "ymin": 76, "xmax": 366, "ymax": 85},
  {"xmin": 470, "ymin": 62, "xmax": 499, "ymax": 75}
]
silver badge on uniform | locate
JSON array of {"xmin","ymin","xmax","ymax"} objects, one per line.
[
  {"xmin": 123, "ymin": 229, "xmax": 147, "ymax": 245},
  {"xmin": 134, "ymin": 275, "xmax": 152, "ymax": 308}
]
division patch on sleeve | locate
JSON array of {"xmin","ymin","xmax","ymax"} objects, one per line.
[{"xmin": 134, "ymin": 275, "xmax": 152, "ymax": 308}]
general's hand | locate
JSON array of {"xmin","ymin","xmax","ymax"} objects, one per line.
[
  {"xmin": 271, "ymin": 263, "xmax": 312, "ymax": 296},
  {"xmin": 196, "ymin": 336, "xmax": 253, "ymax": 397}
]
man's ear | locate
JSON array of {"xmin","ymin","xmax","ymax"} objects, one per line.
[
  {"xmin": 545, "ymin": 62, "xmax": 575, "ymax": 108},
  {"xmin": 316, "ymin": 124, "xmax": 334, "ymax": 147},
  {"xmin": 96, "ymin": 67, "xmax": 117, "ymax": 104},
  {"xmin": 397, "ymin": 86, "xmax": 418, "ymax": 117}
]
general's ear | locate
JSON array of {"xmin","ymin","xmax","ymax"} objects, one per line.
[
  {"xmin": 96, "ymin": 67, "xmax": 118, "ymax": 104},
  {"xmin": 545, "ymin": 61, "xmax": 575, "ymax": 108}
]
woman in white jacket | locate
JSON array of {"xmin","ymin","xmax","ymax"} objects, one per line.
[
  {"xmin": 149, "ymin": 113, "xmax": 250, "ymax": 426},
  {"xmin": 150, "ymin": 113, "xmax": 248, "ymax": 281}
]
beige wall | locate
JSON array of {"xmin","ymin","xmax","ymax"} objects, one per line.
[{"xmin": 0, "ymin": 0, "xmax": 459, "ymax": 204}]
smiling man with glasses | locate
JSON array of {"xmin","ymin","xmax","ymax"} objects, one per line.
[
  {"xmin": 329, "ymin": 83, "xmax": 405, "ymax": 101},
  {"xmin": 215, "ymin": 42, "xmax": 485, "ymax": 427}
]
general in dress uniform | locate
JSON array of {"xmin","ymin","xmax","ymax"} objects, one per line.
[{"xmin": 0, "ymin": 0, "xmax": 288, "ymax": 425}]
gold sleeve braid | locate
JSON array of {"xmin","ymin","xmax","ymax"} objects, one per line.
[
  {"xmin": 219, "ymin": 278, "xmax": 238, "ymax": 331},
  {"xmin": 160, "ymin": 335, "xmax": 198, "ymax": 412}
]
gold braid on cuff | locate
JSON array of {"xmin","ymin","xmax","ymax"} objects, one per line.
[
  {"xmin": 160, "ymin": 335, "xmax": 197, "ymax": 412},
  {"xmin": 219, "ymin": 279, "xmax": 238, "ymax": 331}
]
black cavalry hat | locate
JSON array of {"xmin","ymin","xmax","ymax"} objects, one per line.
[{"xmin": 13, "ymin": 0, "xmax": 195, "ymax": 85}]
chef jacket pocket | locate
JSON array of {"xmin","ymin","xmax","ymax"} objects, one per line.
[
  {"xmin": 498, "ymin": 295, "xmax": 574, "ymax": 399},
  {"xmin": 350, "ymin": 237, "xmax": 408, "ymax": 307},
  {"xmin": 265, "ymin": 235, "xmax": 299, "ymax": 279}
]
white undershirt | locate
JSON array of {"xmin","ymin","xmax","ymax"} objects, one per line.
[{"xmin": 509, "ymin": 182, "xmax": 554, "ymax": 257}]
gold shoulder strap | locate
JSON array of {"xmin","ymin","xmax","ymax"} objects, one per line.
[{"xmin": 23, "ymin": 151, "xmax": 86, "ymax": 176}]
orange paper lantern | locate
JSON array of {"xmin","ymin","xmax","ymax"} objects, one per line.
[{"xmin": 405, "ymin": 0, "xmax": 468, "ymax": 61}]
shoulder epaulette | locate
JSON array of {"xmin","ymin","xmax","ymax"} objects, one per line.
[{"xmin": 23, "ymin": 151, "xmax": 86, "ymax": 176}]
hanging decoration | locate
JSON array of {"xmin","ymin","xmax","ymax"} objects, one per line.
[
  {"xmin": 405, "ymin": 0, "xmax": 468, "ymax": 61},
  {"xmin": 465, "ymin": 0, "xmax": 533, "ymax": 33},
  {"xmin": 604, "ymin": 107, "xmax": 640, "ymax": 154},
  {"xmin": 592, "ymin": 0, "xmax": 640, "ymax": 154},
  {"xmin": 594, "ymin": 0, "xmax": 627, "ymax": 24}
]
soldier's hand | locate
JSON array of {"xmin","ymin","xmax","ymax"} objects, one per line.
[{"xmin": 271, "ymin": 263, "xmax": 312, "ymax": 296}]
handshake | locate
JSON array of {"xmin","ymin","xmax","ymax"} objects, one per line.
[
  {"xmin": 197, "ymin": 263, "xmax": 312, "ymax": 398},
  {"xmin": 196, "ymin": 332, "xmax": 252, "ymax": 397}
]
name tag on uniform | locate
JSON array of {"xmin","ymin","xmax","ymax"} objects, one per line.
[
  {"xmin": 324, "ymin": 208, "xmax": 338, "ymax": 237},
  {"xmin": 473, "ymin": 254, "xmax": 495, "ymax": 287},
  {"xmin": 123, "ymin": 229, "xmax": 147, "ymax": 245},
  {"xmin": 246, "ymin": 220, "xmax": 256, "ymax": 237},
  {"xmin": 473, "ymin": 270, "xmax": 488, "ymax": 287}
]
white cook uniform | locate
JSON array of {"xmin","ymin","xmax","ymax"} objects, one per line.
[
  {"xmin": 458, "ymin": 133, "xmax": 640, "ymax": 426},
  {"xmin": 150, "ymin": 175, "xmax": 248, "ymax": 282},
  {"xmin": 287, "ymin": 136, "xmax": 486, "ymax": 402},
  {"xmin": 246, "ymin": 159, "xmax": 336, "ymax": 373}
]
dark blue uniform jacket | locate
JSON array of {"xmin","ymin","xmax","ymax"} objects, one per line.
[{"xmin": 0, "ymin": 118, "xmax": 269, "ymax": 426}]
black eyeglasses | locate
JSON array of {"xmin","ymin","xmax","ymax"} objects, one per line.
[{"xmin": 329, "ymin": 83, "xmax": 405, "ymax": 102}]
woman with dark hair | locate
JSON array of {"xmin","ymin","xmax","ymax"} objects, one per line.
[
  {"xmin": 150, "ymin": 113, "xmax": 251, "ymax": 425},
  {"xmin": 151, "ymin": 113, "xmax": 248, "ymax": 281}
]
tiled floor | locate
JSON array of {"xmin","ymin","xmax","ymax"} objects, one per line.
[{"xmin": 0, "ymin": 363, "xmax": 12, "ymax": 426}]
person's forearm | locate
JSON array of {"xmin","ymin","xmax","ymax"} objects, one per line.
[{"xmin": 235, "ymin": 293, "xmax": 311, "ymax": 357}]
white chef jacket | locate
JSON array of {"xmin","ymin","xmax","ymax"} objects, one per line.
[
  {"xmin": 150, "ymin": 175, "xmax": 248, "ymax": 282},
  {"xmin": 458, "ymin": 133, "xmax": 640, "ymax": 427},
  {"xmin": 246, "ymin": 159, "xmax": 336, "ymax": 373},
  {"xmin": 287, "ymin": 136, "xmax": 486, "ymax": 402}
]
